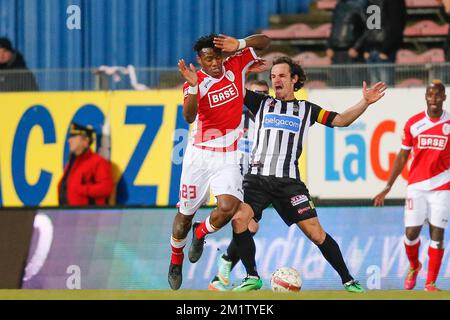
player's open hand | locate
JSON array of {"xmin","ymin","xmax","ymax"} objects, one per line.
[
  {"xmin": 213, "ymin": 34, "xmax": 240, "ymax": 52},
  {"xmin": 178, "ymin": 59, "xmax": 198, "ymax": 87},
  {"xmin": 362, "ymin": 81, "xmax": 387, "ymax": 105},
  {"xmin": 247, "ymin": 59, "xmax": 268, "ymax": 74},
  {"xmin": 373, "ymin": 186, "xmax": 391, "ymax": 207}
]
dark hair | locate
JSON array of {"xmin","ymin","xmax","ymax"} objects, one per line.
[
  {"xmin": 271, "ymin": 56, "xmax": 307, "ymax": 91},
  {"xmin": 193, "ymin": 34, "xmax": 220, "ymax": 55},
  {"xmin": 428, "ymin": 79, "xmax": 446, "ymax": 93},
  {"xmin": 0, "ymin": 37, "xmax": 13, "ymax": 51}
]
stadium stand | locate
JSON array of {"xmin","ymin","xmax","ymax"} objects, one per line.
[
  {"xmin": 396, "ymin": 48, "xmax": 446, "ymax": 63},
  {"xmin": 262, "ymin": 20, "xmax": 448, "ymax": 41},
  {"xmin": 261, "ymin": 23, "xmax": 332, "ymax": 39},
  {"xmin": 258, "ymin": 0, "xmax": 449, "ymax": 87},
  {"xmin": 396, "ymin": 77, "xmax": 426, "ymax": 87},
  {"xmin": 403, "ymin": 20, "xmax": 449, "ymax": 36},
  {"xmin": 260, "ymin": 51, "xmax": 287, "ymax": 64},
  {"xmin": 263, "ymin": 47, "xmax": 444, "ymax": 66},
  {"xmin": 292, "ymin": 51, "xmax": 332, "ymax": 66},
  {"xmin": 304, "ymin": 80, "xmax": 329, "ymax": 88},
  {"xmin": 261, "ymin": 51, "xmax": 331, "ymax": 67}
]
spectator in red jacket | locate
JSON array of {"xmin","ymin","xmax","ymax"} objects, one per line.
[{"xmin": 58, "ymin": 122, "xmax": 113, "ymax": 206}]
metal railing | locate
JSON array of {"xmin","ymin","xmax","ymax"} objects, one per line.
[{"xmin": 0, "ymin": 63, "xmax": 449, "ymax": 92}]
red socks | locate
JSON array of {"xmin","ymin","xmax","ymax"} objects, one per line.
[
  {"xmin": 194, "ymin": 216, "xmax": 219, "ymax": 240},
  {"xmin": 404, "ymin": 240, "xmax": 421, "ymax": 270},
  {"xmin": 195, "ymin": 221, "xmax": 210, "ymax": 240},
  {"xmin": 426, "ymin": 246, "xmax": 444, "ymax": 285},
  {"xmin": 171, "ymin": 217, "xmax": 219, "ymax": 265},
  {"xmin": 404, "ymin": 237, "xmax": 445, "ymax": 286},
  {"xmin": 170, "ymin": 236, "xmax": 187, "ymax": 265}
]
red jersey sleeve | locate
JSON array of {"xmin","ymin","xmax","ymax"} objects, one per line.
[
  {"xmin": 228, "ymin": 47, "xmax": 258, "ymax": 72},
  {"xmin": 401, "ymin": 119, "xmax": 413, "ymax": 150}
]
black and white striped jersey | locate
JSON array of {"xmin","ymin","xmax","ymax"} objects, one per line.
[{"xmin": 244, "ymin": 89, "xmax": 338, "ymax": 180}]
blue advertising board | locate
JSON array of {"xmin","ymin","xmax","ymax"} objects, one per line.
[{"xmin": 23, "ymin": 207, "xmax": 450, "ymax": 291}]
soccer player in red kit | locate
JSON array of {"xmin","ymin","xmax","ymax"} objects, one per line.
[
  {"xmin": 374, "ymin": 80, "xmax": 450, "ymax": 291},
  {"xmin": 168, "ymin": 33, "xmax": 270, "ymax": 290}
]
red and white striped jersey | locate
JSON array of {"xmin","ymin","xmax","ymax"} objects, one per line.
[
  {"xmin": 183, "ymin": 47, "xmax": 258, "ymax": 152},
  {"xmin": 401, "ymin": 110, "xmax": 450, "ymax": 191}
]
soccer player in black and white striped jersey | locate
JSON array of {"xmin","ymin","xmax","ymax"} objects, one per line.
[
  {"xmin": 238, "ymin": 80, "xmax": 270, "ymax": 176},
  {"xmin": 209, "ymin": 56, "xmax": 387, "ymax": 292}
]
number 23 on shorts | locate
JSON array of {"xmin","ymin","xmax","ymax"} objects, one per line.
[{"xmin": 181, "ymin": 184, "xmax": 197, "ymax": 199}]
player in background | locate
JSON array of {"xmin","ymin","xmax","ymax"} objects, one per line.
[
  {"xmin": 168, "ymin": 33, "xmax": 271, "ymax": 290},
  {"xmin": 209, "ymin": 56, "xmax": 386, "ymax": 292},
  {"xmin": 238, "ymin": 80, "xmax": 270, "ymax": 175},
  {"xmin": 374, "ymin": 80, "xmax": 449, "ymax": 292}
]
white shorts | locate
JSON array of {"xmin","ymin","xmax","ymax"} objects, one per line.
[
  {"xmin": 404, "ymin": 188, "xmax": 450, "ymax": 229},
  {"xmin": 178, "ymin": 145, "xmax": 243, "ymax": 215}
]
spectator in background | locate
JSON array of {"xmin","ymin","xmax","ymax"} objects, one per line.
[
  {"xmin": 326, "ymin": 0, "xmax": 367, "ymax": 87},
  {"xmin": 58, "ymin": 123, "xmax": 114, "ymax": 206},
  {"xmin": 362, "ymin": 0, "xmax": 406, "ymax": 86},
  {"xmin": 0, "ymin": 37, "xmax": 38, "ymax": 92}
]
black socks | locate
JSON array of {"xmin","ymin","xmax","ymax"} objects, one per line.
[
  {"xmin": 231, "ymin": 230, "xmax": 258, "ymax": 277},
  {"xmin": 317, "ymin": 233, "xmax": 353, "ymax": 284}
]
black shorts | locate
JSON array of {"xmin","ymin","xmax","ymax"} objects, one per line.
[{"xmin": 243, "ymin": 174, "xmax": 317, "ymax": 226}]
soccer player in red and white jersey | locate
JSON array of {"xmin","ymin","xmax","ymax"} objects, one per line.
[
  {"xmin": 374, "ymin": 80, "xmax": 450, "ymax": 291},
  {"xmin": 168, "ymin": 33, "xmax": 270, "ymax": 290}
]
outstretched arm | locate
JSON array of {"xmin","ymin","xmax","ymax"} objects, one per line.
[
  {"xmin": 373, "ymin": 149, "xmax": 411, "ymax": 206},
  {"xmin": 213, "ymin": 34, "xmax": 271, "ymax": 52},
  {"xmin": 178, "ymin": 59, "xmax": 199, "ymax": 123},
  {"xmin": 331, "ymin": 81, "xmax": 387, "ymax": 127}
]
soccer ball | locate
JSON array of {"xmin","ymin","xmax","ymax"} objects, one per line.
[{"xmin": 270, "ymin": 267, "xmax": 302, "ymax": 292}]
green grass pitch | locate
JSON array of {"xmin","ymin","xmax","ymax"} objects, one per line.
[{"xmin": 0, "ymin": 290, "xmax": 449, "ymax": 300}]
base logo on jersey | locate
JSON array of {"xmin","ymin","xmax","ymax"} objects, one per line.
[
  {"xmin": 263, "ymin": 114, "xmax": 300, "ymax": 132},
  {"xmin": 208, "ymin": 83, "xmax": 239, "ymax": 108},
  {"xmin": 291, "ymin": 195, "xmax": 309, "ymax": 206},
  {"xmin": 418, "ymin": 134, "xmax": 448, "ymax": 150}
]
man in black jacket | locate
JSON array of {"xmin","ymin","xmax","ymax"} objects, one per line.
[
  {"xmin": 362, "ymin": 0, "xmax": 406, "ymax": 86},
  {"xmin": 326, "ymin": 0, "xmax": 368, "ymax": 87},
  {"xmin": 0, "ymin": 37, "xmax": 38, "ymax": 92}
]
